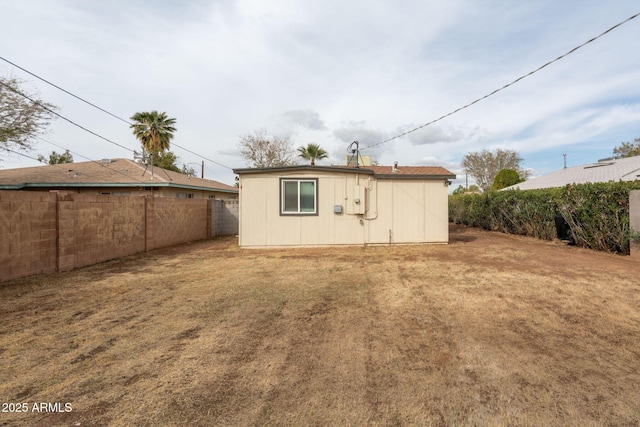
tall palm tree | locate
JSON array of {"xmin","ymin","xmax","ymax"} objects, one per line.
[
  {"xmin": 298, "ymin": 143, "xmax": 328, "ymax": 166},
  {"xmin": 130, "ymin": 111, "xmax": 177, "ymax": 154}
]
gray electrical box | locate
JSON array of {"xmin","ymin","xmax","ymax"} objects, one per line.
[{"xmin": 334, "ymin": 205, "xmax": 343, "ymax": 214}]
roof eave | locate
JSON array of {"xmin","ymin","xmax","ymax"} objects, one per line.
[
  {"xmin": 374, "ymin": 173, "xmax": 457, "ymax": 180},
  {"xmin": 233, "ymin": 165, "xmax": 455, "ymax": 179},
  {"xmin": 233, "ymin": 165, "xmax": 376, "ymax": 175},
  {"xmin": 0, "ymin": 182, "xmax": 238, "ymax": 193}
]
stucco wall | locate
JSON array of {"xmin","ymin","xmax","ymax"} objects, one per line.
[
  {"xmin": 238, "ymin": 171, "xmax": 449, "ymax": 247},
  {"xmin": 71, "ymin": 186, "xmax": 237, "ymax": 199}
]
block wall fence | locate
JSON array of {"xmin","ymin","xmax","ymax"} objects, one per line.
[
  {"xmin": 0, "ymin": 190, "xmax": 238, "ymax": 282},
  {"xmin": 631, "ymin": 190, "xmax": 640, "ymax": 259}
]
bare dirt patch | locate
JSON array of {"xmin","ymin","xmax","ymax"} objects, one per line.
[{"xmin": 1, "ymin": 226, "xmax": 639, "ymax": 426}]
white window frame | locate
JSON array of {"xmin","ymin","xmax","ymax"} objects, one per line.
[{"xmin": 280, "ymin": 178, "xmax": 318, "ymax": 215}]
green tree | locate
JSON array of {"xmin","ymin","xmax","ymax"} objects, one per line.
[
  {"xmin": 462, "ymin": 149, "xmax": 529, "ymax": 192},
  {"xmin": 239, "ymin": 129, "xmax": 297, "ymax": 167},
  {"xmin": 297, "ymin": 143, "xmax": 328, "ymax": 165},
  {"xmin": 451, "ymin": 184, "xmax": 482, "ymax": 195},
  {"xmin": 0, "ymin": 76, "xmax": 58, "ymax": 160},
  {"xmin": 149, "ymin": 150, "xmax": 181, "ymax": 173},
  {"xmin": 137, "ymin": 149, "xmax": 196, "ymax": 175},
  {"xmin": 613, "ymin": 137, "xmax": 640, "ymax": 158},
  {"xmin": 130, "ymin": 111, "xmax": 177, "ymax": 154},
  {"xmin": 452, "ymin": 185, "xmax": 466, "ymax": 195},
  {"xmin": 492, "ymin": 169, "xmax": 524, "ymax": 190},
  {"xmin": 37, "ymin": 149, "xmax": 73, "ymax": 164}
]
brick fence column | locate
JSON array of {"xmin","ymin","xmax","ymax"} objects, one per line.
[
  {"xmin": 207, "ymin": 199, "xmax": 212, "ymax": 238},
  {"xmin": 55, "ymin": 192, "xmax": 60, "ymax": 272},
  {"xmin": 145, "ymin": 195, "xmax": 154, "ymax": 252},
  {"xmin": 630, "ymin": 190, "xmax": 640, "ymax": 259}
]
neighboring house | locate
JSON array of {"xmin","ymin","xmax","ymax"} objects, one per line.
[
  {"xmin": 0, "ymin": 158, "xmax": 238, "ymax": 199},
  {"xmin": 233, "ymin": 164, "xmax": 456, "ymax": 247},
  {"xmin": 505, "ymin": 156, "xmax": 640, "ymax": 191}
]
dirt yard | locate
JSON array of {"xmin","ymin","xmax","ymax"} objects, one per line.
[{"xmin": 1, "ymin": 224, "xmax": 639, "ymax": 426}]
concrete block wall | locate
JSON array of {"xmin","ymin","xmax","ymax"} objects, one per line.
[
  {"xmin": 211, "ymin": 200, "xmax": 222, "ymax": 236},
  {"xmin": 211, "ymin": 199, "xmax": 239, "ymax": 237},
  {"xmin": 221, "ymin": 199, "xmax": 239, "ymax": 236},
  {"xmin": 57, "ymin": 193, "xmax": 146, "ymax": 272},
  {"xmin": 1, "ymin": 191, "xmax": 238, "ymax": 282},
  {"xmin": 0, "ymin": 191, "xmax": 58, "ymax": 281},
  {"xmin": 630, "ymin": 190, "xmax": 640, "ymax": 259},
  {"xmin": 146, "ymin": 197, "xmax": 209, "ymax": 250}
]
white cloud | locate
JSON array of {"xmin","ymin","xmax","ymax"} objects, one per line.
[
  {"xmin": 281, "ymin": 109, "xmax": 327, "ymax": 131},
  {"xmin": 2, "ymin": 0, "xmax": 640, "ymax": 184}
]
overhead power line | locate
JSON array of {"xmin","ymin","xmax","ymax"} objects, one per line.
[
  {"xmin": 36, "ymin": 136, "xmax": 148, "ymax": 184},
  {"xmin": 0, "ymin": 79, "xmax": 135, "ymax": 154},
  {"xmin": 0, "ymin": 56, "xmax": 131, "ymax": 126},
  {"xmin": 1, "ymin": 146, "xmax": 46, "ymax": 163},
  {"xmin": 2, "ymin": 144, "xmax": 148, "ymax": 185},
  {"xmin": 0, "ymin": 55, "xmax": 234, "ymax": 170},
  {"xmin": 362, "ymin": 10, "xmax": 640, "ymax": 151}
]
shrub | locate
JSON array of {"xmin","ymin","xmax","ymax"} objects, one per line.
[
  {"xmin": 491, "ymin": 169, "xmax": 524, "ymax": 190},
  {"xmin": 449, "ymin": 181, "xmax": 640, "ymax": 254}
]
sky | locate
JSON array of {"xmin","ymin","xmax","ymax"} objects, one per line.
[{"xmin": 1, "ymin": 0, "xmax": 640, "ymax": 189}]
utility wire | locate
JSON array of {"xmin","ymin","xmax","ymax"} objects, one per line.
[
  {"xmin": 0, "ymin": 79, "xmax": 135, "ymax": 154},
  {"xmin": 362, "ymin": 11, "xmax": 640, "ymax": 151},
  {"xmin": 1, "ymin": 146, "xmax": 46, "ymax": 163},
  {"xmin": 171, "ymin": 143, "xmax": 233, "ymax": 170},
  {"xmin": 0, "ymin": 56, "xmax": 234, "ymax": 170},
  {"xmin": 1, "ymin": 144, "xmax": 150, "ymax": 185},
  {"xmin": 0, "ymin": 56, "xmax": 131, "ymax": 126},
  {"xmin": 36, "ymin": 136, "xmax": 148, "ymax": 184}
]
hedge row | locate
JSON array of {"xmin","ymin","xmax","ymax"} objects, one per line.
[{"xmin": 449, "ymin": 181, "xmax": 640, "ymax": 254}]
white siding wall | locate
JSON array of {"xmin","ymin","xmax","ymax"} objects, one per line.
[{"xmin": 238, "ymin": 171, "xmax": 449, "ymax": 247}]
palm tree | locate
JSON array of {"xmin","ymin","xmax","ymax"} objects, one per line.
[
  {"xmin": 130, "ymin": 111, "xmax": 177, "ymax": 154},
  {"xmin": 298, "ymin": 143, "xmax": 328, "ymax": 166}
]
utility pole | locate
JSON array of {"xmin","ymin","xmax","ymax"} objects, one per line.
[{"xmin": 201, "ymin": 160, "xmax": 204, "ymax": 179}]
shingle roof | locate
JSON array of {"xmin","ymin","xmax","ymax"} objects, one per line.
[
  {"xmin": 505, "ymin": 156, "xmax": 640, "ymax": 190},
  {"xmin": 0, "ymin": 158, "xmax": 238, "ymax": 193},
  {"xmin": 366, "ymin": 165, "xmax": 455, "ymax": 177}
]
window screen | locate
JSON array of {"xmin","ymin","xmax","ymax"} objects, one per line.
[{"xmin": 281, "ymin": 179, "xmax": 317, "ymax": 215}]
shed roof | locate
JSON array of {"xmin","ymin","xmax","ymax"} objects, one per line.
[
  {"xmin": 505, "ymin": 156, "xmax": 640, "ymax": 190},
  {"xmin": 233, "ymin": 164, "xmax": 456, "ymax": 179},
  {"xmin": 0, "ymin": 158, "xmax": 238, "ymax": 193}
]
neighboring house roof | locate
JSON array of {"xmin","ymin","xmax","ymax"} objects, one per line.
[
  {"xmin": 505, "ymin": 156, "xmax": 640, "ymax": 191},
  {"xmin": 0, "ymin": 158, "xmax": 238, "ymax": 194},
  {"xmin": 233, "ymin": 164, "xmax": 456, "ymax": 179}
]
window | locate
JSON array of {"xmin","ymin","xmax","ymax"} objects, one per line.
[
  {"xmin": 280, "ymin": 179, "xmax": 317, "ymax": 215},
  {"xmin": 177, "ymin": 192, "xmax": 194, "ymax": 199}
]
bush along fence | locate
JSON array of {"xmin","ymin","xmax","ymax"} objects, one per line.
[{"xmin": 449, "ymin": 181, "xmax": 640, "ymax": 255}]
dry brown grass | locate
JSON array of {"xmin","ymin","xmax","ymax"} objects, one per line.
[{"xmin": 1, "ymin": 225, "xmax": 639, "ymax": 426}]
